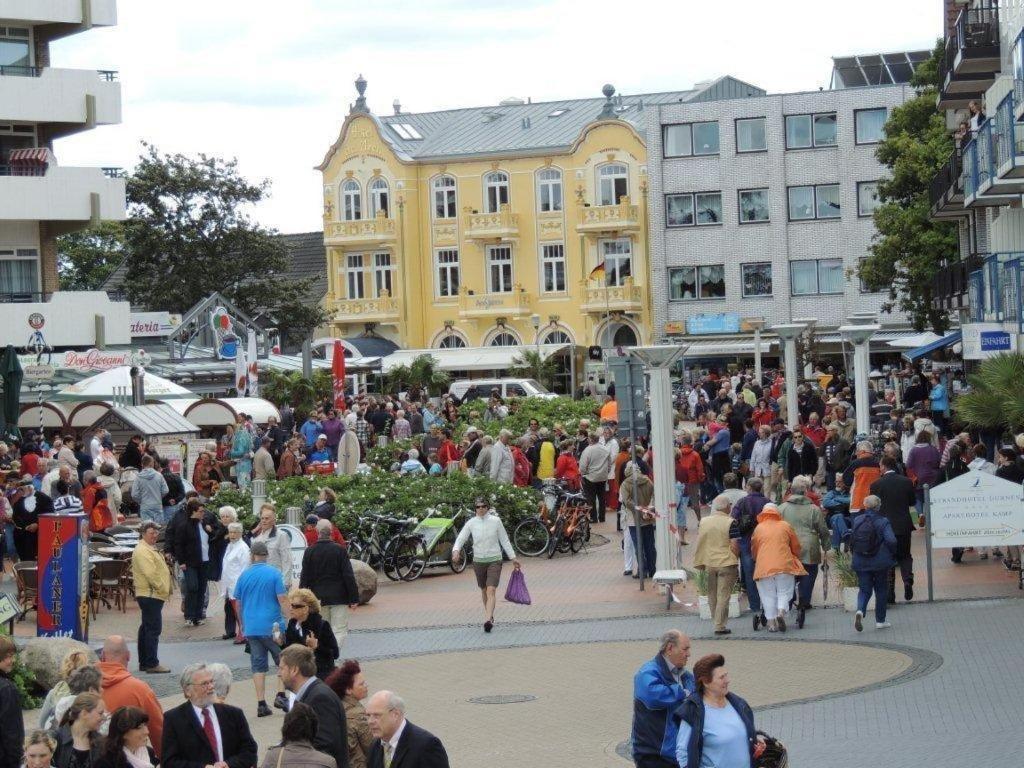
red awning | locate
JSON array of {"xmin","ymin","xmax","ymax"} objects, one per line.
[{"xmin": 7, "ymin": 147, "xmax": 54, "ymax": 167}]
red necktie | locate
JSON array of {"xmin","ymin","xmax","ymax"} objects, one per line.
[{"xmin": 202, "ymin": 707, "xmax": 219, "ymax": 760}]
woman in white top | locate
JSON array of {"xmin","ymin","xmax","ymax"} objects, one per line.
[
  {"xmin": 748, "ymin": 425, "xmax": 773, "ymax": 479},
  {"xmin": 220, "ymin": 520, "xmax": 250, "ymax": 643},
  {"xmin": 452, "ymin": 497, "xmax": 520, "ymax": 633}
]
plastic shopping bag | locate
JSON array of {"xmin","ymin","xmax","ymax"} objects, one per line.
[{"xmin": 504, "ymin": 568, "xmax": 532, "ymax": 605}]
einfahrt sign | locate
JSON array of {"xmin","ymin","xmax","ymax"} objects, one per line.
[{"xmin": 928, "ymin": 471, "xmax": 1024, "ymax": 548}]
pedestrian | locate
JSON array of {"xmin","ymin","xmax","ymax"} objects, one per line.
[
  {"xmin": 869, "ymin": 454, "xmax": 917, "ymax": 603},
  {"xmin": 220, "ymin": 520, "xmax": 250, "ymax": 643},
  {"xmin": 251, "ymin": 503, "xmax": 293, "ymax": 589},
  {"xmin": 21, "ymin": 731, "xmax": 54, "ymax": 768},
  {"xmin": 906, "ymin": 430, "xmax": 941, "ymax": 518},
  {"xmin": 0, "ymin": 636, "xmax": 23, "ymax": 768},
  {"xmin": 731, "ymin": 479, "xmax": 768, "ymax": 629},
  {"xmin": 234, "ymin": 541, "xmax": 289, "ymax": 717},
  {"xmin": 130, "ymin": 523, "xmax": 172, "ymax": 674},
  {"xmin": 848, "ymin": 494, "xmax": 898, "ymax": 631},
  {"xmin": 253, "ymin": 438, "xmax": 276, "ymax": 482},
  {"xmin": 276, "ymin": 645, "xmax": 348, "ymax": 766},
  {"xmin": 51, "ymin": 667, "xmax": 103, "ymax": 733},
  {"xmin": 943, "ymin": 444, "xmax": 972, "ymax": 564},
  {"xmin": 325, "ymin": 661, "xmax": 373, "ymax": 768},
  {"xmin": 779, "ymin": 427, "xmax": 818, "ymax": 487},
  {"xmin": 677, "ymin": 434, "xmax": 706, "ymax": 526},
  {"xmin": 38, "ymin": 650, "xmax": 91, "ymax": 731},
  {"xmin": 553, "ymin": 440, "xmax": 580, "ymax": 490},
  {"xmin": 160, "ymin": 664, "xmax": 257, "ymax": 768},
  {"xmin": 843, "ymin": 440, "xmax": 881, "ymax": 514},
  {"xmin": 93, "ymin": 706, "xmax": 158, "ymax": 768},
  {"xmin": 277, "ymin": 439, "xmax": 303, "ymax": 480},
  {"xmin": 365, "ymin": 691, "xmax": 450, "ymax": 768},
  {"xmin": 488, "ymin": 430, "xmax": 514, "ymax": 485},
  {"xmin": 207, "ymin": 663, "xmax": 233, "ymax": 704},
  {"xmin": 692, "ymin": 495, "xmax": 740, "ymax": 635},
  {"xmin": 54, "ymin": 693, "xmax": 105, "ymax": 768},
  {"xmin": 631, "ymin": 631, "xmax": 695, "ymax": 768},
  {"xmin": 579, "ymin": 432, "xmax": 610, "ymax": 524},
  {"xmin": 750, "ymin": 502, "xmax": 805, "ymax": 632},
  {"xmin": 300, "ymin": 519, "xmax": 360, "ymax": 648},
  {"xmin": 778, "ymin": 476, "xmax": 830, "ymax": 628},
  {"xmin": 12, "ymin": 479, "xmax": 50, "ymax": 560},
  {"xmin": 676, "ymin": 654, "xmax": 760, "ymax": 768},
  {"xmin": 259, "ymin": 703, "xmax": 336, "ymax": 768},
  {"xmin": 130, "ymin": 456, "xmax": 168, "ymax": 525},
  {"xmin": 172, "ymin": 499, "xmax": 226, "ymax": 627},
  {"xmin": 96, "ymin": 637, "xmax": 164, "ymax": 754},
  {"xmin": 230, "ymin": 416, "xmax": 254, "ymax": 490},
  {"xmin": 452, "ymin": 497, "xmax": 519, "ymax": 633},
  {"xmin": 281, "ymin": 590, "xmax": 340, "ymax": 682}
]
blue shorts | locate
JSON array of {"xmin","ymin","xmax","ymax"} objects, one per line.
[{"xmin": 248, "ymin": 635, "xmax": 281, "ymax": 674}]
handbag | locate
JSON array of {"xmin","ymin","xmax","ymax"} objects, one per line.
[
  {"xmin": 753, "ymin": 730, "xmax": 788, "ymax": 768},
  {"xmin": 504, "ymin": 568, "xmax": 531, "ymax": 605}
]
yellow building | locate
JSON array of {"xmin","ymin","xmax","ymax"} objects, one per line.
[{"xmin": 317, "ymin": 76, "xmax": 749, "ymax": 382}]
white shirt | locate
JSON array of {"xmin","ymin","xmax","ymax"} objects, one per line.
[
  {"xmin": 192, "ymin": 704, "xmax": 222, "ymax": 761},
  {"xmin": 198, "ymin": 519, "xmax": 210, "ymax": 562},
  {"xmin": 387, "ymin": 718, "xmax": 408, "ymax": 757},
  {"xmin": 90, "ymin": 437, "xmax": 102, "ymax": 466},
  {"xmin": 453, "ymin": 514, "xmax": 515, "ymax": 563},
  {"xmin": 287, "ymin": 676, "xmax": 317, "ymax": 710},
  {"xmin": 221, "ymin": 539, "xmax": 250, "ymax": 598}
]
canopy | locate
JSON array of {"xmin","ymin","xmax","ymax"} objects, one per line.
[
  {"xmin": 886, "ymin": 332, "xmax": 943, "ymax": 349},
  {"xmin": 184, "ymin": 397, "xmax": 281, "ymax": 427},
  {"xmin": 902, "ymin": 330, "xmax": 963, "ymax": 362},
  {"xmin": 380, "ymin": 344, "xmax": 571, "ymax": 373},
  {"xmin": 52, "ymin": 366, "xmax": 196, "ymax": 402},
  {"xmin": 0, "ymin": 345, "xmax": 23, "ymax": 438},
  {"xmin": 92, "ymin": 404, "xmax": 199, "ymax": 438}
]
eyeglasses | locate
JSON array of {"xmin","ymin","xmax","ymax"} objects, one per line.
[
  {"xmin": 475, "ymin": 505, "xmax": 487, "ymax": 509},
  {"xmin": 291, "ymin": 604, "xmax": 308, "ymax": 609}
]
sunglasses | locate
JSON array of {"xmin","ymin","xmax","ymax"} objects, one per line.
[
  {"xmin": 475, "ymin": 505, "xmax": 487, "ymax": 509},
  {"xmin": 290, "ymin": 604, "xmax": 308, "ymax": 609}
]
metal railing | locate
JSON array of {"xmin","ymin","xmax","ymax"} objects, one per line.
[
  {"xmin": 968, "ymin": 269, "xmax": 986, "ymax": 322},
  {"xmin": 0, "ymin": 292, "xmax": 50, "ymax": 303},
  {"xmin": 929, "ymin": 149, "xmax": 963, "ymax": 208},
  {"xmin": 939, "ymin": 2, "xmax": 1000, "ymax": 86},
  {"xmin": 1001, "ymin": 258, "xmax": 1021, "ymax": 323},
  {"xmin": 962, "ymin": 135, "xmax": 978, "ymax": 199},
  {"xmin": 101, "ymin": 167, "xmax": 126, "ymax": 179},
  {"xmin": 0, "ymin": 165, "xmax": 46, "ymax": 177},
  {"xmin": 97, "ymin": 70, "xmax": 118, "ymax": 82},
  {"xmin": 0, "ymin": 64, "xmax": 40, "ymax": 77}
]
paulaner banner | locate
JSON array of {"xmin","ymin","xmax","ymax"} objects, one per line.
[{"xmin": 37, "ymin": 513, "xmax": 90, "ymax": 641}]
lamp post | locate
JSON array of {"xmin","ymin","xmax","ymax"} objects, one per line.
[
  {"xmin": 771, "ymin": 322, "xmax": 807, "ymax": 429},
  {"xmin": 743, "ymin": 317, "xmax": 766, "ymax": 383},
  {"xmin": 631, "ymin": 344, "xmax": 689, "ymax": 572},
  {"xmin": 840, "ymin": 323, "xmax": 880, "ymax": 436}
]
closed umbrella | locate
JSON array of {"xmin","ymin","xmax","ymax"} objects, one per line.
[
  {"xmin": 332, "ymin": 339, "xmax": 346, "ymax": 411},
  {"xmin": 0, "ymin": 345, "xmax": 23, "ymax": 439}
]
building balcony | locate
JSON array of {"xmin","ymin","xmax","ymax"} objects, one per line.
[
  {"xmin": 457, "ymin": 287, "xmax": 531, "ymax": 319},
  {"xmin": 0, "ymin": 67, "xmax": 121, "ymax": 138},
  {"xmin": 931, "ymin": 253, "xmax": 983, "ymax": 311},
  {"xmin": 990, "ymin": 90, "xmax": 1024, "ymax": 184},
  {"xmin": 961, "ymin": 125, "xmax": 1023, "ymax": 207},
  {"xmin": 937, "ymin": 2, "xmax": 1001, "ymax": 111},
  {"xmin": 576, "ymin": 198, "xmax": 641, "ymax": 235},
  {"xmin": 464, "ymin": 205, "xmax": 519, "ymax": 241},
  {"xmin": 330, "ymin": 293, "xmax": 400, "ymax": 324},
  {"xmin": 324, "ymin": 213, "xmax": 397, "ymax": 247},
  {"xmin": 579, "ymin": 279, "xmax": 644, "ymax": 314},
  {"xmin": 3, "ymin": 0, "xmax": 118, "ymax": 34},
  {"xmin": 928, "ymin": 149, "xmax": 967, "ymax": 220},
  {"xmin": 0, "ymin": 165, "xmax": 125, "ymax": 233}
]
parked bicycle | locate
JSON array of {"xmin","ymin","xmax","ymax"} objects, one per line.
[
  {"xmin": 346, "ymin": 512, "xmax": 419, "ymax": 582},
  {"xmin": 513, "ymin": 479, "xmax": 591, "ymax": 558},
  {"xmin": 397, "ymin": 506, "xmax": 474, "ymax": 582}
]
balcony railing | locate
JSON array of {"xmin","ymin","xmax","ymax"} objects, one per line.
[
  {"xmin": 0, "ymin": 64, "xmax": 41, "ymax": 77},
  {"xmin": 0, "ymin": 166, "xmax": 46, "ymax": 177},
  {"xmin": 929, "ymin": 149, "xmax": 964, "ymax": 209},
  {"xmin": 324, "ymin": 213, "xmax": 397, "ymax": 245},
  {"xmin": 580, "ymin": 278, "xmax": 644, "ymax": 313},
  {"xmin": 101, "ymin": 167, "xmax": 126, "ymax": 179},
  {"xmin": 457, "ymin": 287, "xmax": 531, "ymax": 318},
  {"xmin": 331, "ymin": 293, "xmax": 400, "ymax": 322},
  {"xmin": 97, "ymin": 70, "xmax": 119, "ymax": 82},
  {"xmin": 940, "ymin": 2, "xmax": 1000, "ymax": 81},
  {"xmin": 577, "ymin": 198, "xmax": 641, "ymax": 234},
  {"xmin": 464, "ymin": 205, "xmax": 519, "ymax": 240},
  {"xmin": 0, "ymin": 291, "xmax": 50, "ymax": 303}
]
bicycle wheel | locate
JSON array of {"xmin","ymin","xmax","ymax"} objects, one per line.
[
  {"xmin": 395, "ymin": 536, "xmax": 428, "ymax": 581},
  {"xmin": 380, "ymin": 537, "xmax": 404, "ymax": 581},
  {"xmin": 450, "ymin": 542, "xmax": 472, "ymax": 573},
  {"xmin": 569, "ymin": 525, "xmax": 584, "ymax": 554},
  {"xmin": 514, "ymin": 518, "xmax": 549, "ymax": 557},
  {"xmin": 547, "ymin": 519, "xmax": 564, "ymax": 559}
]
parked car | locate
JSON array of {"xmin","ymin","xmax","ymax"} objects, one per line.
[{"xmin": 449, "ymin": 378, "xmax": 559, "ymax": 402}]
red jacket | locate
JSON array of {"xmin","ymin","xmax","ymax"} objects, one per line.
[
  {"xmin": 677, "ymin": 446, "xmax": 705, "ymax": 484},
  {"xmin": 437, "ymin": 439, "xmax": 461, "ymax": 466},
  {"xmin": 803, "ymin": 424, "xmax": 827, "ymax": 447},
  {"xmin": 554, "ymin": 453, "xmax": 580, "ymax": 489},
  {"xmin": 303, "ymin": 525, "xmax": 346, "ymax": 547}
]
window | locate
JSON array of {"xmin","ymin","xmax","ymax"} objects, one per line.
[
  {"xmin": 668, "ymin": 265, "xmax": 725, "ymax": 300},
  {"xmin": 438, "ymin": 334, "xmax": 466, "ymax": 349},
  {"xmin": 543, "ymin": 330, "xmax": 572, "ymax": 344},
  {"xmin": 601, "ymin": 239, "xmax": 632, "ymax": 286},
  {"xmin": 541, "ymin": 244, "xmax": 566, "ymax": 293},
  {"xmin": 490, "ymin": 332, "xmax": 518, "ymax": 347},
  {"xmin": 435, "ymin": 248, "xmax": 460, "ymax": 298},
  {"xmin": 785, "ymin": 113, "xmax": 837, "ymax": 149},
  {"xmin": 791, "ymin": 259, "xmax": 844, "ymax": 295},
  {"xmin": 548, "ymin": 108, "xmax": 569, "ymax": 118},
  {"xmin": 788, "ymin": 184, "xmax": 840, "ymax": 220},
  {"xmin": 0, "ymin": 248, "xmax": 39, "ymax": 299},
  {"xmin": 741, "ymin": 263, "xmax": 773, "ymax": 297},
  {"xmin": 695, "ymin": 193, "xmax": 723, "ymax": 225},
  {"xmin": 855, "ymin": 108, "xmax": 887, "ymax": 144},
  {"xmin": 666, "ymin": 193, "xmax": 722, "ymax": 226},
  {"xmin": 484, "ymin": 171, "xmax": 509, "ymax": 213},
  {"xmin": 735, "ymin": 118, "xmax": 767, "ymax": 152},
  {"xmin": 857, "ymin": 181, "xmax": 880, "ymax": 217},
  {"xmin": 432, "ymin": 175, "xmax": 457, "ymax": 219},
  {"xmin": 368, "ymin": 177, "xmax": 389, "ymax": 217},
  {"xmin": 666, "ymin": 194, "xmax": 694, "ymax": 227},
  {"xmin": 345, "ymin": 253, "xmax": 364, "ymax": 299},
  {"xmin": 341, "ymin": 179, "xmax": 361, "ymax": 221},
  {"xmin": 0, "ymin": 27, "xmax": 31, "ymax": 72},
  {"xmin": 389, "ymin": 123, "xmax": 422, "ymax": 140},
  {"xmin": 487, "ymin": 245, "xmax": 513, "ymax": 293},
  {"xmin": 537, "ymin": 168, "xmax": 563, "ymax": 212},
  {"xmin": 598, "ymin": 163, "xmax": 629, "ymax": 205},
  {"xmin": 372, "ymin": 252, "xmax": 393, "ymax": 297},
  {"xmin": 738, "ymin": 189, "xmax": 769, "ymax": 223},
  {"xmin": 663, "ymin": 122, "xmax": 720, "ymax": 157}
]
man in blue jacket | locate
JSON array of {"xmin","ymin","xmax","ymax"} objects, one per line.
[{"xmin": 632, "ymin": 630, "xmax": 695, "ymax": 767}]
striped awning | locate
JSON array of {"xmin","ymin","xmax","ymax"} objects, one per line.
[{"xmin": 7, "ymin": 147, "xmax": 54, "ymax": 167}]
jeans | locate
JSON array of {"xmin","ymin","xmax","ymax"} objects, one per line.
[
  {"xmin": 582, "ymin": 478, "xmax": 606, "ymax": 523},
  {"xmin": 140, "ymin": 507, "xmax": 162, "ymax": 524},
  {"xmin": 136, "ymin": 596, "xmax": 164, "ymax": 669},
  {"xmin": 828, "ymin": 511, "xmax": 851, "ymax": 552},
  {"xmin": 796, "ymin": 563, "xmax": 819, "ymax": 608},
  {"xmin": 182, "ymin": 562, "xmax": 209, "ymax": 623},
  {"xmin": 628, "ymin": 525, "xmax": 656, "ymax": 578},
  {"xmin": 857, "ymin": 569, "xmax": 888, "ymax": 623},
  {"xmin": 738, "ymin": 539, "xmax": 761, "ymax": 613}
]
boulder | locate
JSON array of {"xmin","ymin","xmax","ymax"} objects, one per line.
[
  {"xmin": 351, "ymin": 559, "xmax": 378, "ymax": 605},
  {"xmin": 20, "ymin": 637, "xmax": 96, "ymax": 691}
]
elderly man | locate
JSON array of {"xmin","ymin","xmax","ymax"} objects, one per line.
[
  {"xmin": 832, "ymin": 406, "xmax": 857, "ymax": 445},
  {"xmin": 161, "ymin": 663, "xmax": 257, "ymax": 768},
  {"xmin": 848, "ymin": 495, "xmax": 897, "ymax": 631},
  {"xmin": 278, "ymin": 645, "xmax": 349, "ymax": 767},
  {"xmin": 131, "ymin": 521, "xmax": 172, "ymax": 673},
  {"xmin": 299, "ymin": 519, "xmax": 359, "ymax": 649},
  {"xmin": 49, "ymin": 464, "xmax": 81, "ymax": 499},
  {"xmin": 253, "ymin": 437, "xmax": 276, "ymax": 482},
  {"xmin": 489, "ymin": 429, "xmax": 514, "ymax": 485},
  {"xmin": 693, "ymin": 495, "xmax": 741, "ymax": 635},
  {"xmin": 97, "ymin": 636, "xmax": 165, "ymax": 754},
  {"xmin": 579, "ymin": 432, "xmax": 610, "ymax": 524},
  {"xmin": 366, "ymin": 690, "xmax": 449, "ymax": 768},
  {"xmin": 632, "ymin": 631, "xmax": 695, "ymax": 768}
]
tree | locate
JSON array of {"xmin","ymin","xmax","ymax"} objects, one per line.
[
  {"xmin": 859, "ymin": 41, "xmax": 958, "ymax": 333},
  {"xmin": 122, "ymin": 143, "xmax": 326, "ymax": 345},
  {"xmin": 382, "ymin": 355, "xmax": 450, "ymax": 396},
  {"xmin": 509, "ymin": 349, "xmax": 558, "ymax": 390},
  {"xmin": 57, "ymin": 221, "xmax": 125, "ymax": 290},
  {"xmin": 954, "ymin": 354, "xmax": 1024, "ymax": 436}
]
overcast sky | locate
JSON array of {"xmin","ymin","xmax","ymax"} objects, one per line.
[{"xmin": 52, "ymin": 0, "xmax": 941, "ymax": 234}]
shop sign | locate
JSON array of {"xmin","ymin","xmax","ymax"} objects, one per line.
[
  {"xmin": 962, "ymin": 323, "xmax": 1009, "ymax": 360},
  {"xmin": 129, "ymin": 312, "xmax": 181, "ymax": 338},
  {"xmin": 18, "ymin": 349, "xmax": 154, "ymax": 372},
  {"xmin": 664, "ymin": 322, "xmax": 684, "ymax": 334},
  {"xmin": 686, "ymin": 313, "xmax": 741, "ymax": 335},
  {"xmin": 23, "ymin": 364, "xmax": 55, "ymax": 381},
  {"xmin": 930, "ymin": 471, "xmax": 1024, "ymax": 548}
]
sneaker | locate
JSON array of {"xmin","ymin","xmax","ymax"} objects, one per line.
[
  {"xmin": 273, "ymin": 692, "xmax": 290, "ymax": 711},
  {"xmin": 904, "ymin": 583, "xmax": 913, "ymax": 601},
  {"xmin": 854, "ymin": 611, "xmax": 863, "ymax": 632},
  {"xmin": 221, "ymin": 633, "xmax": 234, "ymax": 640},
  {"xmin": 257, "ymin": 702, "xmax": 272, "ymax": 717},
  {"xmin": 776, "ymin": 615, "xmax": 786, "ymax": 633},
  {"xmin": 713, "ymin": 628, "xmax": 732, "ymax": 636},
  {"xmin": 143, "ymin": 665, "xmax": 171, "ymax": 674},
  {"xmin": 875, "ymin": 621, "xmax": 892, "ymax": 629}
]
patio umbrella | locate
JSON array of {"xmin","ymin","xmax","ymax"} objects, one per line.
[
  {"xmin": 332, "ymin": 339, "xmax": 346, "ymax": 411},
  {"xmin": 0, "ymin": 345, "xmax": 23, "ymax": 439}
]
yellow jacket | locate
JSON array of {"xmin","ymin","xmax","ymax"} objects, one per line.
[
  {"xmin": 537, "ymin": 440, "xmax": 556, "ymax": 479},
  {"xmin": 131, "ymin": 539, "xmax": 172, "ymax": 601}
]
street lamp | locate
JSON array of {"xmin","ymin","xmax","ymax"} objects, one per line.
[
  {"xmin": 840, "ymin": 323, "xmax": 880, "ymax": 436},
  {"xmin": 771, "ymin": 322, "xmax": 807, "ymax": 429},
  {"xmin": 742, "ymin": 317, "xmax": 766, "ymax": 383}
]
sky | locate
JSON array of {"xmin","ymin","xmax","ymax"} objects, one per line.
[{"xmin": 52, "ymin": 0, "xmax": 941, "ymax": 234}]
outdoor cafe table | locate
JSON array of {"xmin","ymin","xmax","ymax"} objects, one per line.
[{"xmin": 97, "ymin": 546, "xmax": 134, "ymax": 557}]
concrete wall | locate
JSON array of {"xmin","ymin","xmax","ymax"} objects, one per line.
[
  {"xmin": 0, "ymin": 167, "xmax": 125, "ymax": 223},
  {"xmin": 0, "ymin": 68, "xmax": 121, "ymax": 127},
  {"xmin": 0, "ymin": 291, "xmax": 130, "ymax": 347},
  {"xmin": 0, "ymin": 0, "xmax": 117, "ymax": 27}
]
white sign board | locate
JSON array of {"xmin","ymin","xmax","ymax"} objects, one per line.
[
  {"xmin": 962, "ymin": 323, "xmax": 1015, "ymax": 360},
  {"xmin": 22, "ymin": 363, "xmax": 55, "ymax": 381},
  {"xmin": 130, "ymin": 312, "xmax": 181, "ymax": 338},
  {"xmin": 278, "ymin": 524, "xmax": 308, "ymax": 584},
  {"xmin": 929, "ymin": 470, "xmax": 1024, "ymax": 548}
]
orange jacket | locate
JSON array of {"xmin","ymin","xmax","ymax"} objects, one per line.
[
  {"xmin": 844, "ymin": 453, "xmax": 881, "ymax": 511},
  {"xmin": 677, "ymin": 446, "xmax": 705, "ymax": 484},
  {"xmin": 750, "ymin": 506, "xmax": 806, "ymax": 579},
  {"xmin": 98, "ymin": 661, "xmax": 164, "ymax": 756}
]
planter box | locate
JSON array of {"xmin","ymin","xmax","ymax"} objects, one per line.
[
  {"xmin": 842, "ymin": 586, "xmax": 874, "ymax": 613},
  {"xmin": 698, "ymin": 594, "xmax": 741, "ymax": 620}
]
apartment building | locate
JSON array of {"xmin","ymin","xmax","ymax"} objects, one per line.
[{"xmin": 0, "ymin": 0, "xmax": 125, "ymax": 300}]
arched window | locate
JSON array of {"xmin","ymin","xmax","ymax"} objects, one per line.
[
  {"xmin": 369, "ymin": 177, "xmax": 389, "ymax": 217},
  {"xmin": 438, "ymin": 333, "xmax": 466, "ymax": 349},
  {"xmin": 341, "ymin": 179, "xmax": 361, "ymax": 221},
  {"xmin": 433, "ymin": 175, "xmax": 457, "ymax": 219},
  {"xmin": 598, "ymin": 163, "xmax": 629, "ymax": 206},
  {"xmin": 612, "ymin": 324, "xmax": 638, "ymax": 347},
  {"xmin": 537, "ymin": 168, "xmax": 563, "ymax": 212},
  {"xmin": 490, "ymin": 332, "xmax": 519, "ymax": 347},
  {"xmin": 484, "ymin": 171, "xmax": 510, "ymax": 213},
  {"xmin": 543, "ymin": 330, "xmax": 572, "ymax": 345}
]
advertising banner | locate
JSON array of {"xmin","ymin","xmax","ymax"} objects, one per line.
[
  {"xmin": 929, "ymin": 471, "xmax": 1024, "ymax": 548},
  {"xmin": 37, "ymin": 513, "xmax": 90, "ymax": 640}
]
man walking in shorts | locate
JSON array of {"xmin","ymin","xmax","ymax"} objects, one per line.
[
  {"xmin": 452, "ymin": 497, "xmax": 520, "ymax": 634},
  {"xmin": 234, "ymin": 541, "xmax": 288, "ymax": 717}
]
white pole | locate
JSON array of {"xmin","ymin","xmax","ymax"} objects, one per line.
[
  {"xmin": 783, "ymin": 337, "xmax": 799, "ymax": 430},
  {"xmin": 648, "ymin": 366, "xmax": 676, "ymax": 572},
  {"xmin": 854, "ymin": 340, "xmax": 870, "ymax": 436},
  {"xmin": 753, "ymin": 327, "xmax": 762, "ymax": 384}
]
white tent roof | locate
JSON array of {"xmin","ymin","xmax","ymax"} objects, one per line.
[
  {"xmin": 885, "ymin": 332, "xmax": 943, "ymax": 349},
  {"xmin": 184, "ymin": 397, "xmax": 282, "ymax": 427},
  {"xmin": 381, "ymin": 344, "xmax": 570, "ymax": 373},
  {"xmin": 53, "ymin": 366, "xmax": 195, "ymax": 401}
]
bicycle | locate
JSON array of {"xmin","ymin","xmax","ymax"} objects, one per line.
[
  {"xmin": 346, "ymin": 512, "xmax": 419, "ymax": 582},
  {"xmin": 398, "ymin": 507, "xmax": 474, "ymax": 582},
  {"xmin": 538, "ymin": 479, "xmax": 592, "ymax": 558}
]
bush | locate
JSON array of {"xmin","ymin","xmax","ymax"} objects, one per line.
[
  {"xmin": 454, "ymin": 397, "xmax": 598, "ymax": 439},
  {"xmin": 11, "ymin": 655, "xmax": 41, "ymax": 710}
]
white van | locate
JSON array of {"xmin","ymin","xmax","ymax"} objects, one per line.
[{"xmin": 449, "ymin": 378, "xmax": 558, "ymax": 402}]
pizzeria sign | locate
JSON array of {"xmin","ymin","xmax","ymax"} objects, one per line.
[{"xmin": 18, "ymin": 349, "xmax": 152, "ymax": 372}]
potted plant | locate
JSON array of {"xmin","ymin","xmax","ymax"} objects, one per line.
[
  {"xmin": 686, "ymin": 568, "xmax": 740, "ymax": 620},
  {"xmin": 832, "ymin": 551, "xmax": 867, "ymax": 612}
]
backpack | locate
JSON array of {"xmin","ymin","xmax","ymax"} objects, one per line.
[
  {"xmin": 735, "ymin": 498, "xmax": 759, "ymax": 537},
  {"xmin": 850, "ymin": 514, "xmax": 881, "ymax": 557}
]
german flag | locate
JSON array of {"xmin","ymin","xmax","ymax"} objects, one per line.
[{"xmin": 588, "ymin": 262, "xmax": 606, "ymax": 282}]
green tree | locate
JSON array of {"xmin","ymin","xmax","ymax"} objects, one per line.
[
  {"xmin": 859, "ymin": 40, "xmax": 958, "ymax": 332},
  {"xmin": 56, "ymin": 221, "xmax": 125, "ymax": 290},
  {"xmin": 122, "ymin": 143, "xmax": 326, "ymax": 345},
  {"xmin": 383, "ymin": 355, "xmax": 450, "ymax": 396},
  {"xmin": 509, "ymin": 349, "xmax": 558, "ymax": 390},
  {"xmin": 954, "ymin": 354, "xmax": 1024, "ymax": 435}
]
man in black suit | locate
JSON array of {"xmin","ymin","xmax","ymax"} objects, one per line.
[
  {"xmin": 279, "ymin": 645, "xmax": 348, "ymax": 768},
  {"xmin": 162, "ymin": 663, "xmax": 258, "ymax": 768},
  {"xmin": 299, "ymin": 521, "xmax": 360, "ymax": 649},
  {"xmin": 869, "ymin": 455, "xmax": 917, "ymax": 603},
  {"xmin": 366, "ymin": 690, "xmax": 449, "ymax": 768}
]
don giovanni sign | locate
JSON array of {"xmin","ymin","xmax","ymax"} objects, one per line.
[{"xmin": 929, "ymin": 471, "xmax": 1024, "ymax": 548}]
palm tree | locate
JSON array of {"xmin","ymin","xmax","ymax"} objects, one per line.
[
  {"xmin": 954, "ymin": 353, "xmax": 1024, "ymax": 434},
  {"xmin": 509, "ymin": 349, "xmax": 558, "ymax": 390},
  {"xmin": 384, "ymin": 364, "xmax": 412, "ymax": 395},
  {"xmin": 408, "ymin": 354, "xmax": 451, "ymax": 396}
]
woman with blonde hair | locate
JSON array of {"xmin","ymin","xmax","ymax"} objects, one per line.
[
  {"xmin": 39, "ymin": 650, "xmax": 91, "ymax": 730},
  {"xmin": 22, "ymin": 731, "xmax": 56, "ymax": 768},
  {"xmin": 280, "ymin": 588, "xmax": 339, "ymax": 683}
]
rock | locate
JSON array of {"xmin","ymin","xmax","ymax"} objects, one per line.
[
  {"xmin": 20, "ymin": 637, "xmax": 96, "ymax": 691},
  {"xmin": 351, "ymin": 559, "xmax": 378, "ymax": 605}
]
